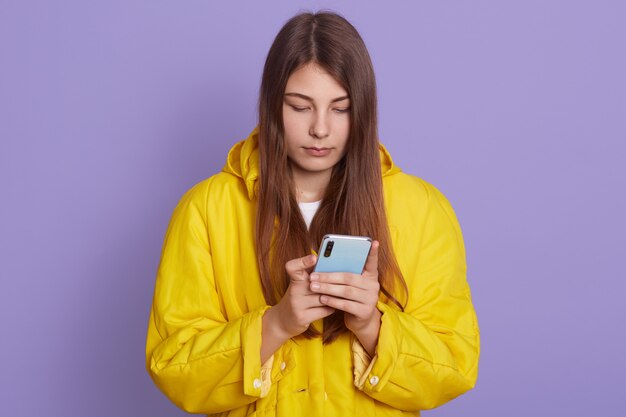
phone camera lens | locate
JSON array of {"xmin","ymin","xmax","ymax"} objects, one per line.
[{"xmin": 324, "ymin": 241, "xmax": 334, "ymax": 257}]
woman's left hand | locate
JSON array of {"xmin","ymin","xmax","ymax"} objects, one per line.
[{"xmin": 309, "ymin": 240, "xmax": 382, "ymax": 355}]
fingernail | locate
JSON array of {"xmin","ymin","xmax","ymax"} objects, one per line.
[
  {"xmin": 310, "ymin": 273, "xmax": 319, "ymax": 281},
  {"xmin": 311, "ymin": 282, "xmax": 320, "ymax": 290}
]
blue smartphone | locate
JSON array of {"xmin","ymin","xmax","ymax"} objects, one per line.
[{"xmin": 313, "ymin": 234, "xmax": 372, "ymax": 274}]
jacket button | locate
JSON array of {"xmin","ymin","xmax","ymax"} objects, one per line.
[
  {"xmin": 253, "ymin": 378, "xmax": 262, "ymax": 389},
  {"xmin": 369, "ymin": 375, "xmax": 379, "ymax": 386},
  {"xmin": 280, "ymin": 361, "xmax": 286, "ymax": 371}
]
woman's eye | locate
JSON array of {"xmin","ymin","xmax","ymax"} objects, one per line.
[
  {"xmin": 291, "ymin": 105, "xmax": 308, "ymax": 112},
  {"xmin": 334, "ymin": 107, "xmax": 350, "ymax": 113}
]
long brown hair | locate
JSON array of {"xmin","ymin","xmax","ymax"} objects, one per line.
[{"xmin": 256, "ymin": 11, "xmax": 407, "ymax": 344}]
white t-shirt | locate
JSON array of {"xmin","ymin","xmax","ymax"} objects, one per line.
[{"xmin": 298, "ymin": 200, "xmax": 321, "ymax": 229}]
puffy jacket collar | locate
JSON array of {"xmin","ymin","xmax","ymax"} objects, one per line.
[{"xmin": 222, "ymin": 125, "xmax": 401, "ymax": 200}]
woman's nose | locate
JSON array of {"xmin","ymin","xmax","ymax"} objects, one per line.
[{"xmin": 309, "ymin": 112, "xmax": 330, "ymax": 139}]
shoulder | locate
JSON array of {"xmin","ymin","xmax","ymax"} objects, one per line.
[
  {"xmin": 383, "ymin": 172, "xmax": 453, "ymax": 209},
  {"xmin": 383, "ymin": 172, "xmax": 463, "ymax": 234},
  {"xmin": 179, "ymin": 172, "xmax": 247, "ymax": 200},
  {"xmin": 172, "ymin": 172, "xmax": 249, "ymax": 214}
]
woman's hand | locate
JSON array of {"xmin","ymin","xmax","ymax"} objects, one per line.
[
  {"xmin": 308, "ymin": 241, "xmax": 382, "ymax": 356},
  {"xmin": 268, "ymin": 254, "xmax": 336, "ymax": 339},
  {"xmin": 262, "ymin": 253, "xmax": 335, "ymax": 362}
]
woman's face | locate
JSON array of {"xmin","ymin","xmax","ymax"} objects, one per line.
[{"xmin": 282, "ymin": 62, "xmax": 351, "ymax": 182}]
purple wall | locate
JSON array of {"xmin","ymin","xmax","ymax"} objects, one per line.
[{"xmin": 1, "ymin": 1, "xmax": 625, "ymax": 416}]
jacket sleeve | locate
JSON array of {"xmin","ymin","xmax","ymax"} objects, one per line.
[
  {"xmin": 145, "ymin": 180, "xmax": 274, "ymax": 414},
  {"xmin": 352, "ymin": 181, "xmax": 480, "ymax": 411}
]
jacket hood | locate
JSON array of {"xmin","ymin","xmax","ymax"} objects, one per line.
[{"xmin": 222, "ymin": 126, "xmax": 401, "ymax": 200}]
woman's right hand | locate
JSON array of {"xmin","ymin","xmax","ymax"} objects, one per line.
[{"xmin": 268, "ymin": 254, "xmax": 336, "ymax": 339}]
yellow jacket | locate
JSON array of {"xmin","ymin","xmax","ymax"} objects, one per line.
[{"xmin": 145, "ymin": 127, "xmax": 480, "ymax": 416}]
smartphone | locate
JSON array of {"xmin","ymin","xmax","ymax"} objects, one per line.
[{"xmin": 313, "ymin": 234, "xmax": 372, "ymax": 274}]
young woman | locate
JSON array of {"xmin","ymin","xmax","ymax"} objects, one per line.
[{"xmin": 146, "ymin": 11, "xmax": 480, "ymax": 417}]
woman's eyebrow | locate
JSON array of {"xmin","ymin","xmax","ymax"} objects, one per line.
[{"xmin": 284, "ymin": 92, "xmax": 350, "ymax": 103}]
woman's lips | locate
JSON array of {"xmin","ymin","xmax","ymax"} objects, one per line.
[{"xmin": 303, "ymin": 147, "xmax": 331, "ymax": 157}]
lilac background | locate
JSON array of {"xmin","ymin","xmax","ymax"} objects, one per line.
[{"xmin": 1, "ymin": 1, "xmax": 625, "ymax": 416}]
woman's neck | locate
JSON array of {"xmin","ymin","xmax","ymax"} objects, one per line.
[{"xmin": 292, "ymin": 168, "xmax": 330, "ymax": 203}]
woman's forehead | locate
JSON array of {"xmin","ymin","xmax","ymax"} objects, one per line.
[{"xmin": 284, "ymin": 64, "xmax": 348, "ymax": 102}]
